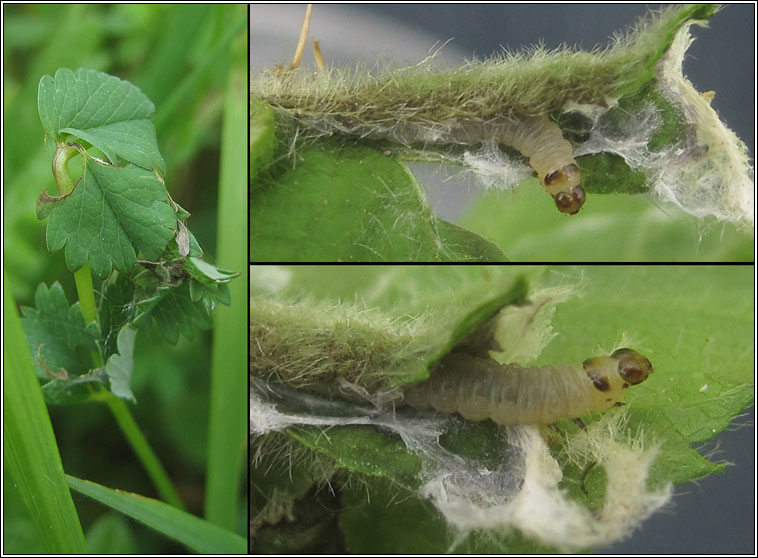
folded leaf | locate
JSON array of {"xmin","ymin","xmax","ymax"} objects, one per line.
[{"xmin": 38, "ymin": 68, "xmax": 165, "ymax": 172}]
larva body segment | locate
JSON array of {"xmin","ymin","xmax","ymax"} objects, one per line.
[
  {"xmin": 403, "ymin": 348, "xmax": 653, "ymax": 425},
  {"xmin": 493, "ymin": 115, "xmax": 586, "ymax": 215}
]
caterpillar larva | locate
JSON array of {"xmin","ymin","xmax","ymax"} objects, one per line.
[
  {"xmin": 402, "ymin": 348, "xmax": 653, "ymax": 425},
  {"xmin": 482, "ymin": 115, "xmax": 585, "ymax": 215}
]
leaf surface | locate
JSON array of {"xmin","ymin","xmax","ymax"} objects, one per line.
[
  {"xmin": 20, "ymin": 282, "xmax": 99, "ymax": 381},
  {"xmin": 21, "ymin": 282, "xmax": 140, "ymax": 405},
  {"xmin": 46, "ymin": 159, "xmax": 178, "ymax": 277},
  {"xmin": 66, "ymin": 475, "xmax": 246, "ymax": 554},
  {"xmin": 135, "ymin": 282, "xmax": 213, "ymax": 344},
  {"xmin": 103, "ymin": 326, "xmax": 137, "ymax": 402},
  {"xmin": 4, "ymin": 277, "xmax": 89, "ymax": 553},
  {"xmin": 251, "ymin": 141, "xmax": 505, "ymax": 262},
  {"xmin": 38, "ymin": 68, "xmax": 165, "ymax": 172}
]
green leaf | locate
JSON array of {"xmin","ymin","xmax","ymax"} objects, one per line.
[
  {"xmin": 3, "ymin": 274, "xmax": 89, "ymax": 553},
  {"xmin": 46, "ymin": 158, "xmax": 178, "ymax": 277},
  {"xmin": 612, "ymin": 4, "xmax": 719, "ymax": 98},
  {"xmin": 460, "ymin": 185, "xmax": 754, "ymax": 262},
  {"xmin": 183, "ymin": 256, "xmax": 239, "ymax": 286},
  {"xmin": 190, "ymin": 280, "xmax": 231, "ymax": 305},
  {"xmin": 103, "ymin": 326, "xmax": 137, "ymax": 402},
  {"xmin": 251, "ymin": 266, "xmax": 536, "ymax": 391},
  {"xmin": 206, "ymin": 20, "xmax": 250, "ymax": 529},
  {"xmin": 253, "ymin": 5, "xmax": 752, "ymax": 259},
  {"xmin": 20, "ymin": 281, "xmax": 99, "ymax": 382},
  {"xmin": 338, "ymin": 475, "xmax": 546, "ymax": 554},
  {"xmin": 98, "ymin": 271, "xmax": 140, "ymax": 360},
  {"xmin": 338, "ymin": 477, "xmax": 451, "ymax": 554},
  {"xmin": 85, "ymin": 512, "xmax": 138, "ymax": 554},
  {"xmin": 20, "ymin": 282, "xmax": 140, "ymax": 404},
  {"xmin": 66, "ymin": 475, "xmax": 247, "ymax": 554},
  {"xmin": 35, "ymin": 185, "xmax": 73, "ymax": 220},
  {"xmin": 442, "ymin": 276, "xmax": 528, "ymax": 359},
  {"xmin": 38, "ymin": 67, "xmax": 165, "ymax": 172},
  {"xmin": 40, "ymin": 369, "xmax": 108, "ymax": 405},
  {"xmin": 252, "ymin": 143, "xmax": 505, "ymax": 262},
  {"xmin": 2, "ymin": 477, "xmax": 50, "ymax": 555},
  {"xmin": 135, "ymin": 281, "xmax": 213, "ymax": 344},
  {"xmin": 540, "ymin": 266, "xmax": 754, "ymax": 484},
  {"xmin": 130, "ymin": 254, "xmax": 237, "ymax": 344},
  {"xmin": 251, "ymin": 98, "xmax": 275, "ymax": 186},
  {"xmin": 289, "ymin": 426, "xmax": 423, "ymax": 491}
]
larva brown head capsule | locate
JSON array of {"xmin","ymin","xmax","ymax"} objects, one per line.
[
  {"xmin": 583, "ymin": 348, "xmax": 653, "ymax": 412},
  {"xmin": 611, "ymin": 348, "xmax": 654, "ymax": 385},
  {"xmin": 544, "ymin": 164, "xmax": 585, "ymax": 215}
]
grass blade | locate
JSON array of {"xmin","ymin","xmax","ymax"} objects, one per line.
[
  {"xmin": 66, "ymin": 475, "xmax": 247, "ymax": 554},
  {"xmin": 205, "ymin": 5, "xmax": 248, "ymax": 530},
  {"xmin": 3, "ymin": 271, "xmax": 88, "ymax": 553}
]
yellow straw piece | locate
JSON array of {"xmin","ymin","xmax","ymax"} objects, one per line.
[
  {"xmin": 290, "ymin": 4, "xmax": 313, "ymax": 70},
  {"xmin": 312, "ymin": 38, "xmax": 325, "ymax": 71}
]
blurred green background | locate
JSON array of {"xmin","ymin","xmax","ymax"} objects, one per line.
[{"xmin": 3, "ymin": 4, "xmax": 247, "ymax": 553}]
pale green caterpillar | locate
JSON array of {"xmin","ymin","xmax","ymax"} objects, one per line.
[{"xmin": 402, "ymin": 348, "xmax": 653, "ymax": 425}]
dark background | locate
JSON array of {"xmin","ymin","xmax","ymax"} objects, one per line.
[{"xmin": 251, "ymin": 4, "xmax": 756, "ymax": 553}]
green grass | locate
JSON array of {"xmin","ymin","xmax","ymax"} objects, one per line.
[
  {"xmin": 66, "ymin": 475, "xmax": 246, "ymax": 554},
  {"xmin": 206, "ymin": 16, "xmax": 249, "ymax": 530},
  {"xmin": 3, "ymin": 272, "xmax": 88, "ymax": 553}
]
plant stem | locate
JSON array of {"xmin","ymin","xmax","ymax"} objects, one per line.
[
  {"xmin": 73, "ymin": 265, "xmax": 97, "ymax": 323},
  {"xmin": 54, "ymin": 144, "xmax": 102, "ymax": 363},
  {"xmin": 105, "ymin": 394, "xmax": 186, "ymax": 510},
  {"xmin": 74, "ymin": 263, "xmax": 102, "ymax": 367},
  {"xmin": 51, "ymin": 140, "xmax": 184, "ymax": 511}
]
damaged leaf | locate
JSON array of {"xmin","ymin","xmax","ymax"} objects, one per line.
[
  {"xmin": 45, "ymin": 159, "xmax": 178, "ymax": 278},
  {"xmin": 20, "ymin": 282, "xmax": 99, "ymax": 382}
]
